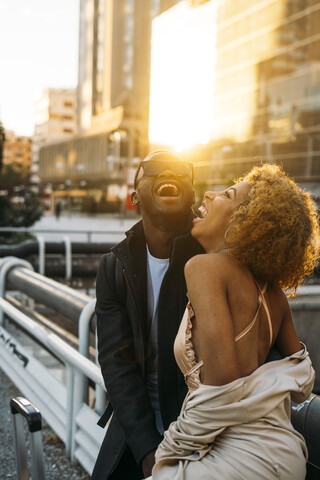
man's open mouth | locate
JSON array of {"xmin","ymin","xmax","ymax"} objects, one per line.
[{"xmin": 156, "ymin": 182, "xmax": 180, "ymax": 197}]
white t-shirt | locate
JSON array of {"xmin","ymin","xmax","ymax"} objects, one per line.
[{"xmin": 146, "ymin": 245, "xmax": 169, "ymax": 434}]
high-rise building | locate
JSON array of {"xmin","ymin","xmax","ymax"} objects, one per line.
[
  {"xmin": 77, "ymin": 0, "xmax": 179, "ymax": 155},
  {"xmin": 148, "ymin": 0, "xmax": 320, "ymax": 196},
  {"xmin": 39, "ymin": 0, "xmax": 180, "ymax": 212}
]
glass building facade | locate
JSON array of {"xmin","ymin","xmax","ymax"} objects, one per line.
[
  {"xmin": 153, "ymin": 0, "xmax": 320, "ymax": 189},
  {"xmin": 210, "ymin": 0, "xmax": 320, "ymax": 182}
]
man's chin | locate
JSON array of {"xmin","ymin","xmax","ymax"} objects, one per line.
[{"xmin": 155, "ymin": 203, "xmax": 191, "ymax": 217}]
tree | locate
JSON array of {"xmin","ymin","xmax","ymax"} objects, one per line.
[{"xmin": 0, "ymin": 164, "xmax": 44, "ymax": 244}]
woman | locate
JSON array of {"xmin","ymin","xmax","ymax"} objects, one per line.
[{"xmin": 147, "ymin": 164, "xmax": 319, "ymax": 480}]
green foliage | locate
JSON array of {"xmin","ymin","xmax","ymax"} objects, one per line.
[{"xmin": 0, "ymin": 164, "xmax": 44, "ymax": 244}]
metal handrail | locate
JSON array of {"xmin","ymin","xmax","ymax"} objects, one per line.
[
  {"xmin": 0, "ymin": 227, "xmax": 127, "ymax": 243},
  {"xmin": 0, "ymin": 257, "xmax": 106, "ymax": 472},
  {"xmin": 0, "ymin": 296, "xmax": 105, "ymax": 457},
  {"xmin": 1, "ymin": 258, "xmax": 93, "ymax": 324}
]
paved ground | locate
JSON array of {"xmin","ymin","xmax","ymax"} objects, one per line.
[
  {"xmin": 30, "ymin": 212, "xmax": 139, "ymax": 243},
  {"xmin": 0, "ymin": 368, "xmax": 90, "ymax": 480}
]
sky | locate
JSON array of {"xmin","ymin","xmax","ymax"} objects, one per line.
[{"xmin": 0, "ymin": 0, "xmax": 79, "ymax": 136}]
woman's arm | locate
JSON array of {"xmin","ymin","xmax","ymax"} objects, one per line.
[
  {"xmin": 184, "ymin": 254, "xmax": 241, "ymax": 386},
  {"xmin": 274, "ymin": 290, "xmax": 301, "ymax": 357}
]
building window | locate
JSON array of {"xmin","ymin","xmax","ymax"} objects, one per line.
[{"xmin": 123, "ymin": 73, "xmax": 133, "ymax": 90}]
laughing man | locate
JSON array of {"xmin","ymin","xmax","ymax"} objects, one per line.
[{"xmin": 91, "ymin": 150, "xmax": 203, "ymax": 480}]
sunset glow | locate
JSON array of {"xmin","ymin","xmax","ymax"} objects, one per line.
[{"xmin": 148, "ymin": 1, "xmax": 218, "ymax": 152}]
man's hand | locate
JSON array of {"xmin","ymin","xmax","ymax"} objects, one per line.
[{"xmin": 142, "ymin": 449, "xmax": 156, "ymax": 478}]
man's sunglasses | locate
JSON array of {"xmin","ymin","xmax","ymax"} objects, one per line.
[{"xmin": 134, "ymin": 160, "xmax": 194, "ymax": 188}]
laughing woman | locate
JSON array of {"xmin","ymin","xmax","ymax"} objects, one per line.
[{"xmin": 147, "ymin": 164, "xmax": 319, "ymax": 480}]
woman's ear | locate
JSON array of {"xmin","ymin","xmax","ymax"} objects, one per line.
[{"xmin": 131, "ymin": 191, "xmax": 139, "ymax": 205}]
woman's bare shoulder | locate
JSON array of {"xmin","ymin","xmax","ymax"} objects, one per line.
[
  {"xmin": 184, "ymin": 254, "xmax": 240, "ymax": 298},
  {"xmin": 185, "ymin": 253, "xmax": 240, "ymax": 281}
]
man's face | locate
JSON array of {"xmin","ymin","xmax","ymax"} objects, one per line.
[{"xmin": 134, "ymin": 151, "xmax": 194, "ymax": 225}]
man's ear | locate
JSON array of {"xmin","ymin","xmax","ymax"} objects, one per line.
[{"xmin": 131, "ymin": 191, "xmax": 139, "ymax": 205}]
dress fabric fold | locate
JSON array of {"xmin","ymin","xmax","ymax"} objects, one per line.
[
  {"xmin": 146, "ymin": 294, "xmax": 315, "ymax": 480},
  {"xmin": 151, "ymin": 346, "xmax": 314, "ymax": 480}
]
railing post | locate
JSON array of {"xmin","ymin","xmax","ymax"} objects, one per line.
[
  {"xmin": 95, "ymin": 329, "xmax": 108, "ymax": 416},
  {"xmin": 11, "ymin": 411, "xmax": 28, "ymax": 479},
  {"xmin": 0, "ymin": 257, "xmax": 34, "ymax": 325},
  {"xmin": 65, "ymin": 365, "xmax": 75, "ymax": 456},
  {"xmin": 36, "ymin": 235, "xmax": 46, "ymax": 275},
  {"xmin": 63, "ymin": 236, "xmax": 72, "ymax": 281},
  {"xmin": 78, "ymin": 300, "xmax": 96, "ymax": 407},
  {"xmin": 71, "ymin": 369, "xmax": 85, "ymax": 461},
  {"xmin": 78, "ymin": 300, "xmax": 107, "ymax": 415},
  {"xmin": 78, "ymin": 300, "xmax": 96, "ymax": 359}
]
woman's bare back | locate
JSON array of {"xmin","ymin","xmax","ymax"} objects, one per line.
[{"xmin": 185, "ymin": 253, "xmax": 301, "ymax": 385}]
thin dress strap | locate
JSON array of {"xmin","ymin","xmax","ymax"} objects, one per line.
[
  {"xmin": 186, "ymin": 360, "xmax": 204, "ymax": 378},
  {"xmin": 235, "ymin": 281, "xmax": 273, "ymax": 347},
  {"xmin": 234, "ymin": 284, "xmax": 264, "ymax": 342},
  {"xmin": 254, "ymin": 280, "xmax": 273, "ymax": 347}
]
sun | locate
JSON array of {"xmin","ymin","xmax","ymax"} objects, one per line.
[{"xmin": 148, "ymin": 1, "xmax": 218, "ymax": 152}]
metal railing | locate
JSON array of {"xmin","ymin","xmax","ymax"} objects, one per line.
[
  {"xmin": 0, "ymin": 227, "xmax": 126, "ymax": 243},
  {"xmin": 0, "ymin": 257, "xmax": 93, "ymax": 324},
  {"xmin": 0, "ymin": 240, "xmax": 115, "ymax": 284},
  {"xmin": 0, "ymin": 257, "xmax": 107, "ymax": 475}
]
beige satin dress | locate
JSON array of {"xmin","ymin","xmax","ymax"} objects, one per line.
[{"xmin": 149, "ymin": 282, "xmax": 315, "ymax": 480}]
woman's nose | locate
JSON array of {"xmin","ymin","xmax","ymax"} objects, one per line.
[{"xmin": 204, "ymin": 191, "xmax": 216, "ymax": 200}]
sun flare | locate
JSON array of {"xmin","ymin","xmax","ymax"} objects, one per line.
[{"xmin": 148, "ymin": 1, "xmax": 218, "ymax": 152}]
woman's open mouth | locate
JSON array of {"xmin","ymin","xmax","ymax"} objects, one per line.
[
  {"xmin": 192, "ymin": 203, "xmax": 208, "ymax": 218},
  {"xmin": 198, "ymin": 204, "xmax": 208, "ymax": 217}
]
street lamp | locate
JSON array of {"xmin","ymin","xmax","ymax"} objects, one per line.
[
  {"xmin": 106, "ymin": 130, "xmax": 125, "ymax": 218},
  {"xmin": 0, "ymin": 121, "xmax": 5, "ymax": 172}
]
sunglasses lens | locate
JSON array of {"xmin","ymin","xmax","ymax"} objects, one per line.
[{"xmin": 142, "ymin": 161, "xmax": 193, "ymax": 178}]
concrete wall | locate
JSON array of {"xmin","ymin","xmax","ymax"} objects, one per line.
[{"xmin": 290, "ymin": 296, "xmax": 320, "ymax": 394}]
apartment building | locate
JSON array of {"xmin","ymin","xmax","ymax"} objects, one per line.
[
  {"xmin": 34, "ymin": 88, "xmax": 77, "ymax": 144},
  {"xmin": 33, "ymin": 88, "xmax": 77, "ymax": 185},
  {"xmin": 2, "ymin": 130, "xmax": 32, "ymax": 179}
]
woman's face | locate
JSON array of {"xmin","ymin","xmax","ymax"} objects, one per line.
[{"xmin": 192, "ymin": 180, "xmax": 251, "ymax": 249}]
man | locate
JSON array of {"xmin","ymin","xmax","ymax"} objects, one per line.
[{"xmin": 91, "ymin": 150, "xmax": 204, "ymax": 480}]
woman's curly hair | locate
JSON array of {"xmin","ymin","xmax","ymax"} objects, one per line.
[{"xmin": 226, "ymin": 164, "xmax": 320, "ymax": 293}]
